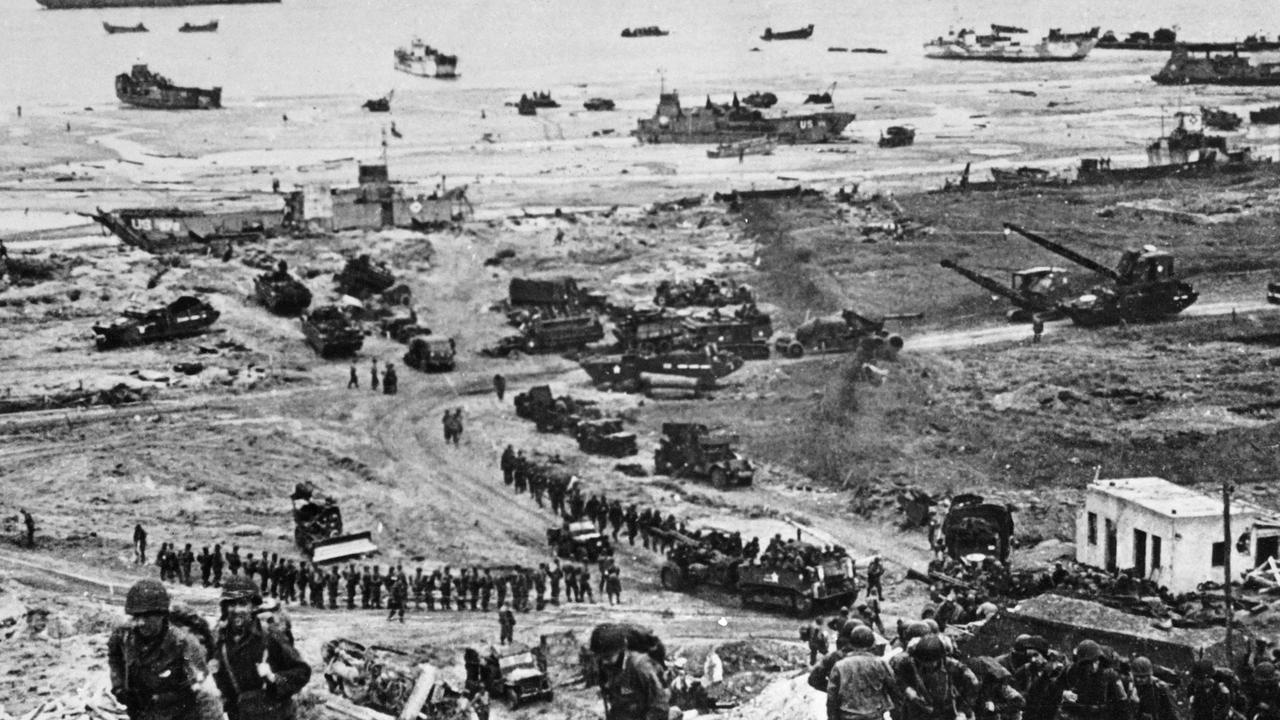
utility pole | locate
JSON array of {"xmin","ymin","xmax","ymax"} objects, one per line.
[{"xmin": 1223, "ymin": 480, "xmax": 1234, "ymax": 664}]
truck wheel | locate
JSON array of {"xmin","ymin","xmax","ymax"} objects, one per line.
[
  {"xmin": 710, "ymin": 468, "xmax": 728, "ymax": 489},
  {"xmin": 786, "ymin": 343, "xmax": 804, "ymax": 359}
]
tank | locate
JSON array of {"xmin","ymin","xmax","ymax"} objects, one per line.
[
  {"xmin": 335, "ymin": 255, "xmax": 396, "ymax": 297},
  {"xmin": 254, "ymin": 263, "xmax": 312, "ymax": 316},
  {"xmin": 301, "ymin": 305, "xmax": 364, "ymax": 357},
  {"xmin": 93, "ymin": 295, "xmax": 219, "ymax": 349}
]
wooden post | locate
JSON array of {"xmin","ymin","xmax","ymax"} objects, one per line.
[{"xmin": 1223, "ymin": 481, "xmax": 1234, "ymax": 665}]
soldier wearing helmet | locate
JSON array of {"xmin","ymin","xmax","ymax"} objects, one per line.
[
  {"xmin": 1130, "ymin": 656, "xmax": 1177, "ymax": 720},
  {"xmin": 1060, "ymin": 640, "xmax": 1126, "ymax": 720},
  {"xmin": 107, "ymin": 579, "xmax": 222, "ymax": 720},
  {"xmin": 1186, "ymin": 659, "xmax": 1237, "ymax": 720},
  {"xmin": 894, "ymin": 634, "xmax": 979, "ymax": 720},
  {"xmin": 210, "ymin": 576, "xmax": 311, "ymax": 720},
  {"xmin": 826, "ymin": 625, "xmax": 900, "ymax": 720}
]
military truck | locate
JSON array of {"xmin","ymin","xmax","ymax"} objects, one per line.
[
  {"xmin": 774, "ymin": 309, "xmax": 918, "ymax": 359},
  {"xmin": 301, "ymin": 305, "xmax": 364, "ymax": 357},
  {"xmin": 483, "ymin": 314, "xmax": 605, "ymax": 357},
  {"xmin": 93, "ymin": 295, "xmax": 220, "ymax": 350},
  {"xmin": 334, "ymin": 254, "xmax": 395, "ymax": 297},
  {"xmin": 403, "ymin": 335, "xmax": 456, "ymax": 372},
  {"xmin": 253, "ymin": 262, "xmax": 312, "ymax": 316},
  {"xmin": 466, "ymin": 644, "xmax": 553, "ymax": 707},
  {"xmin": 684, "ymin": 311, "xmax": 774, "ymax": 359},
  {"xmin": 653, "ymin": 422, "xmax": 754, "ymax": 488},
  {"xmin": 547, "ymin": 519, "xmax": 613, "ymax": 562},
  {"xmin": 506, "ymin": 277, "xmax": 607, "ymax": 320},
  {"xmin": 575, "ymin": 418, "xmax": 638, "ymax": 457},
  {"xmin": 941, "ymin": 493, "xmax": 1015, "ymax": 563},
  {"xmin": 513, "ymin": 385, "xmax": 602, "ymax": 433}
]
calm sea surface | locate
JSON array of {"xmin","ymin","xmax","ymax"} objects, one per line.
[{"xmin": 1, "ymin": 0, "xmax": 1278, "ymax": 107}]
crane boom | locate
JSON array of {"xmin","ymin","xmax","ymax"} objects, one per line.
[
  {"xmin": 1003, "ymin": 222, "xmax": 1120, "ymax": 282},
  {"xmin": 939, "ymin": 259, "xmax": 1050, "ymax": 312}
]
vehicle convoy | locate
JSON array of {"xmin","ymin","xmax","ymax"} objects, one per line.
[
  {"xmin": 654, "ymin": 422, "xmax": 754, "ymax": 488},
  {"xmin": 654, "ymin": 278, "xmax": 755, "ymax": 308},
  {"xmin": 774, "ymin": 308, "xmax": 917, "ymax": 358},
  {"xmin": 547, "ymin": 520, "xmax": 613, "ymax": 562},
  {"xmin": 254, "ymin": 262, "xmax": 312, "ymax": 316},
  {"xmin": 658, "ymin": 532, "xmax": 858, "ymax": 616},
  {"xmin": 301, "ymin": 305, "xmax": 364, "ymax": 357},
  {"xmin": 465, "ymin": 644, "xmax": 553, "ymax": 707},
  {"xmin": 323, "ymin": 639, "xmax": 478, "ymax": 719},
  {"xmin": 633, "ymin": 90, "xmax": 854, "ymax": 144},
  {"xmin": 335, "ymin": 254, "xmax": 396, "ymax": 297},
  {"xmin": 514, "ymin": 385, "xmax": 603, "ymax": 432},
  {"xmin": 483, "ymin": 314, "xmax": 605, "ymax": 357},
  {"xmin": 939, "ymin": 259, "xmax": 1073, "ymax": 322},
  {"xmin": 403, "ymin": 335, "xmax": 456, "ymax": 372},
  {"xmin": 575, "ymin": 418, "xmax": 638, "ymax": 457},
  {"xmin": 93, "ymin": 295, "xmax": 220, "ymax": 349},
  {"xmin": 1003, "ymin": 222, "xmax": 1198, "ymax": 325},
  {"xmin": 578, "ymin": 350, "xmax": 744, "ymax": 393},
  {"xmin": 940, "ymin": 493, "xmax": 1015, "ymax": 562},
  {"xmin": 115, "ymin": 64, "xmax": 221, "ymax": 109}
]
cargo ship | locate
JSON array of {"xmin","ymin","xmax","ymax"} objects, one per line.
[
  {"xmin": 39, "ymin": 0, "xmax": 276, "ymax": 8},
  {"xmin": 116, "ymin": 64, "xmax": 221, "ymax": 109},
  {"xmin": 394, "ymin": 38, "xmax": 458, "ymax": 79},
  {"xmin": 1152, "ymin": 47, "xmax": 1280, "ymax": 86},
  {"xmin": 925, "ymin": 25, "xmax": 1100, "ymax": 62},
  {"xmin": 633, "ymin": 90, "xmax": 853, "ymax": 144}
]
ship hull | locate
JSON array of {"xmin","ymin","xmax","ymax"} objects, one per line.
[
  {"xmin": 394, "ymin": 60, "xmax": 457, "ymax": 79},
  {"xmin": 635, "ymin": 113, "xmax": 853, "ymax": 145},
  {"xmin": 42, "ymin": 0, "xmax": 275, "ymax": 7},
  {"xmin": 118, "ymin": 87, "xmax": 222, "ymax": 109}
]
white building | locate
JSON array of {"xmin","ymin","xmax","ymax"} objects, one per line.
[{"xmin": 1076, "ymin": 477, "xmax": 1280, "ymax": 594}]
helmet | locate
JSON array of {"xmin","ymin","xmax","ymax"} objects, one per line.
[
  {"xmin": 913, "ymin": 635, "xmax": 946, "ymax": 662},
  {"xmin": 220, "ymin": 575, "xmax": 262, "ymax": 605},
  {"xmin": 838, "ymin": 618, "xmax": 866, "ymax": 642},
  {"xmin": 902, "ymin": 621, "xmax": 932, "ymax": 643},
  {"xmin": 125, "ymin": 579, "xmax": 170, "ymax": 616},
  {"xmin": 849, "ymin": 626, "xmax": 876, "ymax": 649},
  {"xmin": 923, "ymin": 619, "xmax": 940, "ymax": 634},
  {"xmin": 1131, "ymin": 657, "xmax": 1154, "ymax": 678},
  {"xmin": 1074, "ymin": 640, "xmax": 1102, "ymax": 662}
]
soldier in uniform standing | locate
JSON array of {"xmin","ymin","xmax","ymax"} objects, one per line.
[
  {"xmin": 480, "ymin": 569, "xmax": 494, "ymax": 612},
  {"xmin": 133, "ymin": 523, "xmax": 148, "ymax": 565},
  {"xmin": 440, "ymin": 566, "xmax": 453, "ymax": 609},
  {"xmin": 548, "ymin": 560, "xmax": 563, "ymax": 605},
  {"xmin": 501, "ymin": 445, "xmax": 516, "ymax": 486},
  {"xmin": 497, "ymin": 603, "xmax": 516, "ymax": 645},
  {"xmin": 326, "ymin": 567, "xmax": 339, "ymax": 610},
  {"xmin": 198, "ymin": 547, "xmax": 213, "ymax": 587},
  {"xmin": 866, "ymin": 556, "xmax": 884, "ymax": 600},
  {"xmin": 424, "ymin": 571, "xmax": 438, "ymax": 611},
  {"xmin": 210, "ymin": 544, "xmax": 225, "ymax": 587},
  {"xmin": 179, "ymin": 544, "xmax": 195, "ymax": 586},
  {"xmin": 370, "ymin": 566, "xmax": 384, "ymax": 609},
  {"xmin": 343, "ymin": 564, "xmax": 358, "ymax": 610},
  {"xmin": 210, "ymin": 577, "xmax": 311, "ymax": 720},
  {"xmin": 388, "ymin": 571, "xmax": 409, "ymax": 623}
]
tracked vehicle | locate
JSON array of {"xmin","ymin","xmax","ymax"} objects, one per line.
[
  {"xmin": 335, "ymin": 254, "xmax": 396, "ymax": 297},
  {"xmin": 93, "ymin": 295, "xmax": 220, "ymax": 350},
  {"xmin": 254, "ymin": 263, "xmax": 312, "ymax": 316},
  {"xmin": 301, "ymin": 305, "xmax": 364, "ymax": 357},
  {"xmin": 575, "ymin": 418, "xmax": 638, "ymax": 457},
  {"xmin": 940, "ymin": 259, "xmax": 1073, "ymax": 322},
  {"xmin": 1004, "ymin": 222, "xmax": 1197, "ymax": 325}
]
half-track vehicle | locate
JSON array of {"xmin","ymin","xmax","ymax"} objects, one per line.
[
  {"xmin": 513, "ymin": 385, "xmax": 602, "ymax": 432},
  {"xmin": 335, "ymin": 254, "xmax": 396, "ymax": 297},
  {"xmin": 547, "ymin": 519, "xmax": 613, "ymax": 562},
  {"xmin": 659, "ymin": 532, "xmax": 743, "ymax": 593},
  {"xmin": 301, "ymin": 305, "xmax": 364, "ymax": 357},
  {"xmin": 579, "ymin": 350, "xmax": 744, "ymax": 393},
  {"xmin": 575, "ymin": 418, "xmax": 638, "ymax": 457},
  {"xmin": 465, "ymin": 644, "xmax": 553, "ymax": 707},
  {"xmin": 403, "ymin": 335, "xmax": 456, "ymax": 372},
  {"xmin": 653, "ymin": 278, "xmax": 754, "ymax": 308},
  {"xmin": 774, "ymin": 309, "xmax": 917, "ymax": 358},
  {"xmin": 483, "ymin": 314, "xmax": 604, "ymax": 357},
  {"xmin": 653, "ymin": 422, "xmax": 753, "ymax": 488},
  {"xmin": 253, "ymin": 262, "xmax": 312, "ymax": 316},
  {"xmin": 738, "ymin": 541, "xmax": 859, "ymax": 615},
  {"xmin": 93, "ymin": 295, "xmax": 220, "ymax": 350},
  {"xmin": 941, "ymin": 493, "xmax": 1014, "ymax": 563},
  {"xmin": 323, "ymin": 639, "xmax": 480, "ymax": 719},
  {"xmin": 1003, "ymin": 222, "xmax": 1197, "ymax": 326},
  {"xmin": 683, "ymin": 309, "xmax": 773, "ymax": 360}
]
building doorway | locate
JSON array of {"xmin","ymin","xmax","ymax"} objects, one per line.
[
  {"xmin": 1133, "ymin": 529, "xmax": 1148, "ymax": 575},
  {"xmin": 1105, "ymin": 519, "xmax": 1118, "ymax": 572}
]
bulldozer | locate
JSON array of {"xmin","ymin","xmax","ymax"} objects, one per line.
[
  {"xmin": 653, "ymin": 422, "xmax": 753, "ymax": 488},
  {"xmin": 1003, "ymin": 222, "xmax": 1197, "ymax": 326},
  {"xmin": 939, "ymin": 258, "xmax": 1074, "ymax": 322},
  {"xmin": 291, "ymin": 482, "xmax": 376, "ymax": 565}
]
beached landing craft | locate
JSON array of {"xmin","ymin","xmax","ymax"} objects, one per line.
[
  {"xmin": 925, "ymin": 25, "xmax": 1100, "ymax": 62},
  {"xmin": 178, "ymin": 20, "xmax": 218, "ymax": 32},
  {"xmin": 633, "ymin": 90, "xmax": 853, "ymax": 144},
  {"xmin": 115, "ymin": 64, "xmax": 221, "ymax": 109},
  {"xmin": 761, "ymin": 24, "xmax": 814, "ymax": 41},
  {"xmin": 1152, "ymin": 47, "xmax": 1280, "ymax": 86},
  {"xmin": 706, "ymin": 136, "xmax": 776, "ymax": 159},
  {"xmin": 393, "ymin": 38, "xmax": 458, "ymax": 79},
  {"xmin": 103, "ymin": 21, "xmax": 146, "ymax": 33}
]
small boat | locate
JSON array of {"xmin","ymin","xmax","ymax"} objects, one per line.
[
  {"xmin": 761, "ymin": 24, "xmax": 814, "ymax": 41},
  {"xmin": 524, "ymin": 91, "xmax": 559, "ymax": 109},
  {"xmin": 178, "ymin": 20, "xmax": 218, "ymax": 33},
  {"xmin": 742, "ymin": 91, "xmax": 777, "ymax": 108},
  {"xmin": 104, "ymin": 22, "xmax": 147, "ymax": 33},
  {"xmin": 850, "ymin": 47, "xmax": 888, "ymax": 54},
  {"xmin": 621, "ymin": 26, "xmax": 669, "ymax": 38},
  {"xmin": 804, "ymin": 91, "xmax": 833, "ymax": 105},
  {"xmin": 1201, "ymin": 106, "xmax": 1242, "ymax": 131},
  {"xmin": 706, "ymin": 136, "xmax": 776, "ymax": 159},
  {"xmin": 990, "ymin": 166, "xmax": 1055, "ymax": 186},
  {"xmin": 1252, "ymin": 106, "xmax": 1280, "ymax": 124},
  {"xmin": 878, "ymin": 126, "xmax": 915, "ymax": 148},
  {"xmin": 394, "ymin": 38, "xmax": 458, "ymax": 79},
  {"xmin": 990, "ymin": 24, "xmax": 1028, "ymax": 35},
  {"xmin": 362, "ymin": 93, "xmax": 391, "ymax": 113},
  {"xmin": 583, "ymin": 97, "xmax": 615, "ymax": 111}
]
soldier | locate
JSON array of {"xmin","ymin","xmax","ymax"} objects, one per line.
[
  {"xmin": 198, "ymin": 546, "xmax": 213, "ymax": 587},
  {"xmin": 865, "ymin": 556, "xmax": 884, "ymax": 600},
  {"xmin": 1032, "ymin": 318, "xmax": 1044, "ymax": 344},
  {"xmin": 295, "ymin": 561, "xmax": 310, "ymax": 606},
  {"xmin": 281, "ymin": 560, "xmax": 297, "ymax": 604},
  {"xmin": 309, "ymin": 569, "xmax": 326, "ymax": 609},
  {"xmin": 858, "ymin": 599, "xmax": 886, "ymax": 635},
  {"xmin": 501, "ymin": 445, "xmax": 516, "ymax": 486},
  {"xmin": 530, "ymin": 471, "xmax": 545, "ymax": 508},
  {"xmin": 597, "ymin": 630, "xmax": 670, "ymax": 720},
  {"xmin": 179, "ymin": 543, "xmax": 195, "ymax": 586},
  {"xmin": 108, "ymin": 579, "xmax": 221, "ymax": 720},
  {"xmin": 440, "ymin": 566, "xmax": 453, "ymax": 609},
  {"xmin": 1060, "ymin": 640, "xmax": 1127, "ymax": 720},
  {"xmin": 388, "ymin": 571, "xmax": 409, "ymax": 623},
  {"xmin": 469, "ymin": 568, "xmax": 482, "ymax": 611},
  {"xmin": 382, "ymin": 363, "xmax": 398, "ymax": 395},
  {"xmin": 608, "ymin": 501, "xmax": 624, "ymax": 540},
  {"xmin": 510, "ymin": 570, "xmax": 527, "ymax": 612},
  {"xmin": 896, "ymin": 635, "xmax": 979, "ymax": 720},
  {"xmin": 19, "ymin": 508, "xmax": 34, "ymax": 548},
  {"xmin": 210, "ymin": 576, "xmax": 311, "ymax": 720},
  {"xmin": 578, "ymin": 566, "xmax": 595, "ymax": 603},
  {"xmin": 826, "ymin": 627, "xmax": 899, "ymax": 720},
  {"xmin": 807, "ymin": 617, "xmax": 830, "ymax": 665},
  {"xmin": 411, "ymin": 567, "xmax": 425, "ymax": 610},
  {"xmin": 225, "ymin": 545, "xmax": 240, "ymax": 578},
  {"xmin": 598, "ymin": 556, "xmax": 612, "ymax": 597},
  {"xmin": 549, "ymin": 560, "xmax": 563, "ymax": 605},
  {"xmin": 370, "ymin": 566, "xmax": 384, "ymax": 608},
  {"xmin": 1130, "ymin": 656, "xmax": 1177, "ymax": 720},
  {"xmin": 477, "ymin": 569, "xmax": 492, "ymax": 612},
  {"xmin": 359, "ymin": 565, "xmax": 372, "ymax": 609},
  {"xmin": 343, "ymin": 564, "xmax": 358, "ymax": 610},
  {"xmin": 497, "ymin": 602, "xmax": 516, "ymax": 645},
  {"xmin": 495, "ymin": 570, "xmax": 507, "ymax": 608},
  {"xmin": 348, "ymin": 361, "xmax": 358, "ymax": 389},
  {"xmin": 624, "ymin": 505, "xmax": 639, "ymax": 546},
  {"xmin": 370, "ymin": 358, "xmax": 380, "ymax": 391},
  {"xmin": 452, "ymin": 408, "xmax": 464, "ymax": 444},
  {"xmin": 424, "ymin": 571, "xmax": 438, "ymax": 611},
  {"xmin": 132, "ymin": 523, "xmax": 148, "ymax": 565},
  {"xmin": 605, "ymin": 565, "xmax": 622, "ymax": 605},
  {"xmin": 326, "ymin": 567, "xmax": 339, "ymax": 610},
  {"xmin": 493, "ymin": 373, "xmax": 506, "ymax": 401},
  {"xmin": 454, "ymin": 569, "xmax": 468, "ymax": 611},
  {"xmin": 533, "ymin": 564, "xmax": 547, "ymax": 610}
]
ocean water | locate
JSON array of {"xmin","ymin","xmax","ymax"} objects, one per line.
[{"xmin": 1, "ymin": 0, "xmax": 1278, "ymax": 107}]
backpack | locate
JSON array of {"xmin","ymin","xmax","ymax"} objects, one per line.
[{"xmin": 169, "ymin": 603, "xmax": 215, "ymax": 656}]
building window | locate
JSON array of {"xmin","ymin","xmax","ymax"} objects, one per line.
[
  {"xmin": 1087, "ymin": 512, "xmax": 1097, "ymax": 546},
  {"xmin": 1212, "ymin": 542, "xmax": 1226, "ymax": 567}
]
